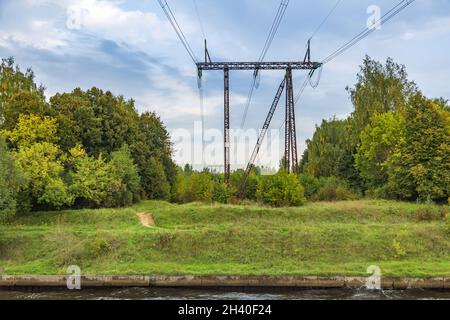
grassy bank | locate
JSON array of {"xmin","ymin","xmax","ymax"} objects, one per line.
[{"xmin": 0, "ymin": 200, "xmax": 449, "ymax": 278}]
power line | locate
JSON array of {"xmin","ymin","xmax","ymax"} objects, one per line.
[
  {"xmin": 158, "ymin": 0, "xmax": 198, "ymax": 64},
  {"xmin": 285, "ymin": 0, "xmax": 416, "ymax": 131},
  {"xmin": 193, "ymin": 0, "xmax": 207, "ymax": 40},
  {"xmin": 258, "ymin": 0, "xmax": 290, "ymax": 62},
  {"xmin": 281, "ymin": 0, "xmax": 342, "ymax": 131},
  {"xmin": 310, "ymin": 0, "xmax": 342, "ymax": 40},
  {"xmin": 241, "ymin": 0, "xmax": 290, "ymax": 129},
  {"xmin": 321, "ymin": 0, "xmax": 416, "ymax": 64},
  {"xmin": 192, "ymin": 0, "xmax": 208, "ymax": 164}
]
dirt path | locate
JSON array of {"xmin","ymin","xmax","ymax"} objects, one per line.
[{"xmin": 137, "ymin": 213, "xmax": 155, "ymax": 227}]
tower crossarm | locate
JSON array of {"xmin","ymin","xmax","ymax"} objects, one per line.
[{"xmin": 197, "ymin": 61, "xmax": 322, "ymax": 71}]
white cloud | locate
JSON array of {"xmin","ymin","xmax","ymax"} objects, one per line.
[{"xmin": 66, "ymin": 0, "xmax": 177, "ymax": 45}]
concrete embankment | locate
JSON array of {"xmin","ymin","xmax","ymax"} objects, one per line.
[{"xmin": 0, "ymin": 275, "xmax": 448, "ymax": 290}]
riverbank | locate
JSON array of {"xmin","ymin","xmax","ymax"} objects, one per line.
[
  {"xmin": 0, "ymin": 200, "xmax": 449, "ymax": 278},
  {"xmin": 0, "ymin": 275, "xmax": 449, "ymax": 289}
]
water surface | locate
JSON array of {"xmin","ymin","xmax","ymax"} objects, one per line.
[{"xmin": 1, "ymin": 287, "xmax": 449, "ymax": 300}]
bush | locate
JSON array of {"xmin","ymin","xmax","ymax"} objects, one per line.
[
  {"xmin": 212, "ymin": 182, "xmax": 235, "ymax": 204},
  {"xmin": 187, "ymin": 171, "xmax": 214, "ymax": 202},
  {"xmin": 257, "ymin": 171, "xmax": 306, "ymax": 207},
  {"xmin": 298, "ymin": 174, "xmax": 321, "ymax": 199},
  {"xmin": 312, "ymin": 177, "xmax": 358, "ymax": 202},
  {"xmin": 172, "ymin": 169, "xmax": 214, "ymax": 203},
  {"xmin": 230, "ymin": 169, "xmax": 259, "ymax": 200}
]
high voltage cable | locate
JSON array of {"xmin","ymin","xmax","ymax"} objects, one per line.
[
  {"xmin": 280, "ymin": 0, "xmax": 341, "ymax": 131},
  {"xmin": 321, "ymin": 0, "xmax": 416, "ymax": 64},
  {"xmin": 295, "ymin": 0, "xmax": 342, "ymax": 94},
  {"xmin": 310, "ymin": 0, "xmax": 342, "ymax": 40},
  {"xmin": 286, "ymin": 0, "xmax": 415, "ymax": 131},
  {"xmin": 258, "ymin": 0, "xmax": 290, "ymax": 62},
  {"xmin": 192, "ymin": 0, "xmax": 208, "ymax": 164},
  {"xmin": 241, "ymin": 0, "xmax": 290, "ymax": 129},
  {"xmin": 158, "ymin": 0, "xmax": 198, "ymax": 64},
  {"xmin": 193, "ymin": 0, "xmax": 207, "ymax": 40}
]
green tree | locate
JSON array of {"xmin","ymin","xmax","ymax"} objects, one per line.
[
  {"xmin": 0, "ymin": 57, "xmax": 47, "ymax": 130},
  {"xmin": 140, "ymin": 157, "xmax": 171, "ymax": 200},
  {"xmin": 15, "ymin": 142, "xmax": 73, "ymax": 209},
  {"xmin": 68, "ymin": 145, "xmax": 112, "ymax": 207},
  {"xmin": 230, "ymin": 169, "xmax": 259, "ymax": 200},
  {"xmin": 0, "ymin": 136, "xmax": 26, "ymax": 221},
  {"xmin": 50, "ymin": 88, "xmax": 176, "ymax": 201},
  {"xmin": 172, "ymin": 167, "xmax": 188, "ymax": 203},
  {"xmin": 1, "ymin": 114, "xmax": 59, "ymax": 148},
  {"xmin": 301, "ymin": 118, "xmax": 349, "ymax": 178},
  {"xmin": 103, "ymin": 145, "xmax": 141, "ymax": 207},
  {"xmin": 387, "ymin": 94, "xmax": 450, "ymax": 201},
  {"xmin": 355, "ymin": 112, "xmax": 405, "ymax": 196},
  {"xmin": 347, "ymin": 56, "xmax": 417, "ymax": 140},
  {"xmin": 257, "ymin": 171, "xmax": 306, "ymax": 207},
  {"xmin": 49, "ymin": 89, "xmax": 101, "ymax": 153},
  {"xmin": 185, "ymin": 171, "xmax": 213, "ymax": 202},
  {"xmin": 132, "ymin": 112, "xmax": 175, "ymax": 198}
]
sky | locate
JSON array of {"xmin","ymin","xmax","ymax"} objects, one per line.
[{"xmin": 0, "ymin": 0, "xmax": 449, "ymax": 170}]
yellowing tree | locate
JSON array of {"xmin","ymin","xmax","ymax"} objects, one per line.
[
  {"xmin": 15, "ymin": 142, "xmax": 73, "ymax": 208},
  {"xmin": 1, "ymin": 114, "xmax": 58, "ymax": 148}
]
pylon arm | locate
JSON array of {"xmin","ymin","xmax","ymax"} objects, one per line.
[{"xmin": 197, "ymin": 61, "xmax": 322, "ymax": 71}]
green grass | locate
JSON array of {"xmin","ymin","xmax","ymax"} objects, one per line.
[{"xmin": 0, "ymin": 200, "xmax": 449, "ymax": 278}]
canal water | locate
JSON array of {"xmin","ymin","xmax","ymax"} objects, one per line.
[{"xmin": 0, "ymin": 287, "xmax": 449, "ymax": 300}]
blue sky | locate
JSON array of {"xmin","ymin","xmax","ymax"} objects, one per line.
[{"xmin": 0, "ymin": 0, "xmax": 449, "ymax": 168}]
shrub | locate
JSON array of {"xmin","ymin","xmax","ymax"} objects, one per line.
[
  {"xmin": 392, "ymin": 239, "xmax": 406, "ymax": 258},
  {"xmin": 257, "ymin": 171, "xmax": 306, "ymax": 207},
  {"xmin": 312, "ymin": 177, "xmax": 358, "ymax": 202},
  {"xmin": 212, "ymin": 182, "xmax": 235, "ymax": 204},
  {"xmin": 187, "ymin": 171, "xmax": 214, "ymax": 202},
  {"xmin": 298, "ymin": 174, "xmax": 321, "ymax": 199},
  {"xmin": 230, "ymin": 169, "xmax": 259, "ymax": 200},
  {"xmin": 173, "ymin": 169, "xmax": 214, "ymax": 203}
]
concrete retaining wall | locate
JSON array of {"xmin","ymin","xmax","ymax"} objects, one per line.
[{"xmin": 0, "ymin": 275, "xmax": 448, "ymax": 289}]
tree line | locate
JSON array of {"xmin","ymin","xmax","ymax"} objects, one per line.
[
  {"xmin": 300, "ymin": 56, "xmax": 449, "ymax": 203},
  {"xmin": 1, "ymin": 55, "xmax": 449, "ymax": 221},
  {"xmin": 0, "ymin": 57, "xmax": 176, "ymax": 221}
]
